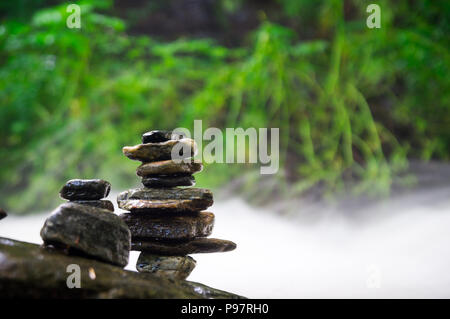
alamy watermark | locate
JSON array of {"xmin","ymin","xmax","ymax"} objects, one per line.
[
  {"xmin": 366, "ymin": 4, "xmax": 381, "ymax": 29},
  {"xmin": 65, "ymin": 3, "xmax": 380, "ymax": 30},
  {"xmin": 66, "ymin": 4, "xmax": 81, "ymax": 29},
  {"xmin": 366, "ymin": 264, "xmax": 382, "ymax": 289},
  {"xmin": 169, "ymin": 120, "xmax": 279, "ymax": 175},
  {"xmin": 66, "ymin": 264, "xmax": 96, "ymax": 288},
  {"xmin": 66, "ymin": 264, "xmax": 81, "ymax": 288}
]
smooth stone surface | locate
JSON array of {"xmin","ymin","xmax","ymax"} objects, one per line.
[
  {"xmin": 122, "ymin": 138, "xmax": 197, "ymax": 162},
  {"xmin": 142, "ymin": 130, "xmax": 184, "ymax": 143},
  {"xmin": 40, "ymin": 202, "xmax": 130, "ymax": 267},
  {"xmin": 132, "ymin": 238, "xmax": 237, "ymax": 255},
  {"xmin": 60, "ymin": 179, "xmax": 111, "ymax": 200},
  {"xmin": 118, "ymin": 199, "xmax": 210, "ymax": 213},
  {"xmin": 137, "ymin": 254, "xmax": 196, "ymax": 280},
  {"xmin": 72, "ymin": 200, "xmax": 114, "ymax": 212},
  {"xmin": 141, "ymin": 175, "xmax": 195, "ymax": 188},
  {"xmin": 0, "ymin": 237, "xmax": 244, "ymax": 299},
  {"xmin": 137, "ymin": 159, "xmax": 203, "ymax": 176},
  {"xmin": 0, "ymin": 208, "xmax": 6, "ymax": 220},
  {"xmin": 117, "ymin": 187, "xmax": 213, "ymax": 213},
  {"xmin": 120, "ymin": 211, "xmax": 214, "ymax": 240}
]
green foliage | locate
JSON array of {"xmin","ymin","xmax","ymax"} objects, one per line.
[{"xmin": 0, "ymin": 0, "xmax": 448, "ymax": 213}]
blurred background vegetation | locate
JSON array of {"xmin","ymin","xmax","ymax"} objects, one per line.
[{"xmin": 0, "ymin": 0, "xmax": 448, "ymax": 214}]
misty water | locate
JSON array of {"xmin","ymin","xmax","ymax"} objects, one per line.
[{"xmin": 1, "ymin": 181, "xmax": 450, "ymax": 298}]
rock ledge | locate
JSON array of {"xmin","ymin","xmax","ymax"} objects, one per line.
[{"xmin": 0, "ymin": 237, "xmax": 244, "ymax": 299}]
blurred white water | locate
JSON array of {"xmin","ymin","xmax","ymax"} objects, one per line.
[{"xmin": 1, "ymin": 187, "xmax": 450, "ymax": 298}]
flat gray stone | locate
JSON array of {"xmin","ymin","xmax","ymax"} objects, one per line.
[
  {"xmin": 60, "ymin": 179, "xmax": 111, "ymax": 200},
  {"xmin": 137, "ymin": 253, "xmax": 196, "ymax": 280},
  {"xmin": 123, "ymin": 138, "xmax": 197, "ymax": 162},
  {"xmin": 117, "ymin": 187, "xmax": 213, "ymax": 213},
  {"xmin": 40, "ymin": 202, "xmax": 130, "ymax": 267},
  {"xmin": 119, "ymin": 211, "xmax": 214, "ymax": 240},
  {"xmin": 131, "ymin": 238, "xmax": 237, "ymax": 255},
  {"xmin": 136, "ymin": 159, "xmax": 203, "ymax": 176},
  {"xmin": 141, "ymin": 175, "xmax": 195, "ymax": 188}
]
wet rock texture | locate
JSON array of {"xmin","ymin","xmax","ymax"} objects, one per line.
[
  {"xmin": 73, "ymin": 200, "xmax": 114, "ymax": 212},
  {"xmin": 117, "ymin": 187, "xmax": 213, "ymax": 212},
  {"xmin": 137, "ymin": 159, "xmax": 203, "ymax": 176},
  {"xmin": 60, "ymin": 179, "xmax": 111, "ymax": 200},
  {"xmin": 137, "ymin": 253, "xmax": 196, "ymax": 280},
  {"xmin": 40, "ymin": 202, "xmax": 130, "ymax": 267},
  {"xmin": 118, "ymin": 199, "xmax": 210, "ymax": 212},
  {"xmin": 122, "ymin": 139, "xmax": 197, "ymax": 162},
  {"xmin": 120, "ymin": 211, "xmax": 214, "ymax": 240},
  {"xmin": 0, "ymin": 237, "xmax": 244, "ymax": 299},
  {"xmin": 131, "ymin": 238, "xmax": 237, "ymax": 255},
  {"xmin": 141, "ymin": 175, "xmax": 195, "ymax": 188},
  {"xmin": 118, "ymin": 186, "xmax": 212, "ymax": 201},
  {"xmin": 142, "ymin": 130, "xmax": 184, "ymax": 143}
]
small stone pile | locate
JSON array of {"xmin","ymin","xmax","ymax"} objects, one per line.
[
  {"xmin": 119, "ymin": 130, "xmax": 236, "ymax": 280},
  {"xmin": 40, "ymin": 179, "xmax": 131, "ymax": 267},
  {"xmin": 59, "ymin": 179, "xmax": 115, "ymax": 211}
]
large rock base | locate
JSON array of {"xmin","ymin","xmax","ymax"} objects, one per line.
[{"xmin": 0, "ymin": 237, "xmax": 244, "ymax": 299}]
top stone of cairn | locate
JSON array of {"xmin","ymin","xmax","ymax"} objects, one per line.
[
  {"xmin": 60, "ymin": 179, "xmax": 111, "ymax": 200},
  {"xmin": 142, "ymin": 130, "xmax": 184, "ymax": 144}
]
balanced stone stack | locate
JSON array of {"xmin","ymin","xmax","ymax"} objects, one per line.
[
  {"xmin": 119, "ymin": 130, "xmax": 236, "ymax": 280},
  {"xmin": 40, "ymin": 179, "xmax": 131, "ymax": 267}
]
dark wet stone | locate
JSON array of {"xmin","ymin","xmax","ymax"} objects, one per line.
[
  {"xmin": 0, "ymin": 237, "xmax": 245, "ymax": 298},
  {"xmin": 142, "ymin": 175, "xmax": 195, "ymax": 188},
  {"xmin": 40, "ymin": 202, "xmax": 130, "ymax": 267},
  {"xmin": 117, "ymin": 187, "xmax": 213, "ymax": 213},
  {"xmin": 142, "ymin": 130, "xmax": 184, "ymax": 143},
  {"xmin": 137, "ymin": 159, "xmax": 203, "ymax": 176},
  {"xmin": 60, "ymin": 179, "xmax": 111, "ymax": 200},
  {"xmin": 181, "ymin": 281, "xmax": 245, "ymax": 299},
  {"xmin": 118, "ymin": 187, "xmax": 212, "ymax": 201},
  {"xmin": 117, "ymin": 199, "xmax": 210, "ymax": 212},
  {"xmin": 122, "ymin": 139, "xmax": 197, "ymax": 162},
  {"xmin": 119, "ymin": 211, "xmax": 214, "ymax": 240},
  {"xmin": 0, "ymin": 208, "xmax": 6, "ymax": 220},
  {"xmin": 132, "ymin": 238, "xmax": 237, "ymax": 255},
  {"xmin": 137, "ymin": 253, "xmax": 196, "ymax": 280},
  {"xmin": 72, "ymin": 200, "xmax": 114, "ymax": 212}
]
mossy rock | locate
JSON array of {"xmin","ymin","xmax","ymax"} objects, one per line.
[{"xmin": 0, "ymin": 237, "xmax": 244, "ymax": 299}]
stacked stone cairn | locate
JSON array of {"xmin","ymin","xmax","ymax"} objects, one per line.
[
  {"xmin": 40, "ymin": 179, "xmax": 131, "ymax": 267},
  {"xmin": 119, "ymin": 130, "xmax": 236, "ymax": 280}
]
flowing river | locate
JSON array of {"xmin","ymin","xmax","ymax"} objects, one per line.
[{"xmin": 1, "ymin": 183, "xmax": 450, "ymax": 298}]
